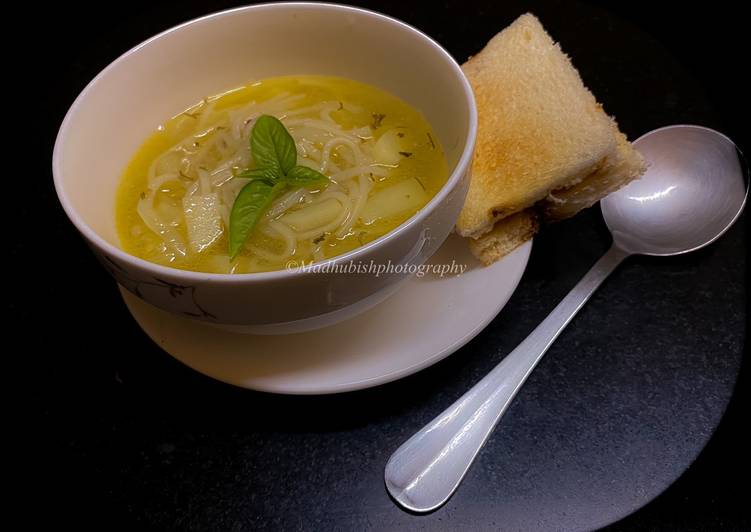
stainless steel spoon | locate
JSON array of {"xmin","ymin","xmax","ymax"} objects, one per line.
[{"xmin": 385, "ymin": 125, "xmax": 748, "ymax": 513}]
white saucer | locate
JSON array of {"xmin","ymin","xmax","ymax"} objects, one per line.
[{"xmin": 120, "ymin": 235, "xmax": 532, "ymax": 394}]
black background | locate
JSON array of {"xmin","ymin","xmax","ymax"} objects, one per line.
[{"xmin": 23, "ymin": 0, "xmax": 748, "ymax": 530}]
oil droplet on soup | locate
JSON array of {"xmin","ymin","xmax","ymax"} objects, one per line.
[{"xmin": 115, "ymin": 75, "xmax": 449, "ymax": 273}]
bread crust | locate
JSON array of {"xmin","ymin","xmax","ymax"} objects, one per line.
[{"xmin": 467, "ymin": 210, "xmax": 538, "ymax": 265}]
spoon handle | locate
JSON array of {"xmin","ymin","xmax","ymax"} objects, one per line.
[{"xmin": 385, "ymin": 244, "xmax": 629, "ymax": 513}]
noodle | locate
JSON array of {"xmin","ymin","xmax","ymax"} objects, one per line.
[
  {"xmin": 337, "ymin": 173, "xmax": 372, "ymax": 237},
  {"xmin": 267, "ymin": 188, "xmax": 308, "ymax": 218},
  {"xmin": 321, "ymin": 137, "xmax": 367, "ymax": 170},
  {"xmin": 265, "ymin": 220, "xmax": 297, "ymax": 257}
]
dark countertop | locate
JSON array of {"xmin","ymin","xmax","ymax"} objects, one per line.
[{"xmin": 25, "ymin": 0, "xmax": 748, "ymax": 529}]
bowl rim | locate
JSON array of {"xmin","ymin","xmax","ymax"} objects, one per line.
[{"xmin": 52, "ymin": 1, "xmax": 478, "ymax": 284}]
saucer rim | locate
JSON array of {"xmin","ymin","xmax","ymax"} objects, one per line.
[{"xmin": 119, "ymin": 240, "xmax": 533, "ymax": 394}]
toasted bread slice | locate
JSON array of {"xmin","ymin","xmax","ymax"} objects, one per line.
[
  {"xmin": 457, "ymin": 13, "xmax": 645, "ymax": 265},
  {"xmin": 457, "ymin": 13, "xmax": 618, "ymax": 238},
  {"xmin": 468, "ymin": 210, "xmax": 538, "ymax": 265}
]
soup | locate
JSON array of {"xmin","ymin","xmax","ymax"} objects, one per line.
[{"xmin": 116, "ymin": 76, "xmax": 448, "ymax": 273}]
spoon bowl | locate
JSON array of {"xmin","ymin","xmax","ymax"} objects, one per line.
[{"xmin": 602, "ymin": 125, "xmax": 747, "ymax": 256}]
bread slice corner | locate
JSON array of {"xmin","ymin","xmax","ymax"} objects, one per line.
[
  {"xmin": 540, "ymin": 129, "xmax": 646, "ymax": 221},
  {"xmin": 467, "ymin": 210, "xmax": 538, "ymax": 265}
]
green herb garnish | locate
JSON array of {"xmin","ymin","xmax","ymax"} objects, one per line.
[
  {"xmin": 229, "ymin": 180, "xmax": 286, "ymax": 260},
  {"xmin": 285, "ymin": 165, "xmax": 332, "ymax": 187},
  {"xmin": 229, "ymin": 115, "xmax": 330, "ymax": 260},
  {"xmin": 250, "ymin": 114, "xmax": 297, "ymax": 174}
]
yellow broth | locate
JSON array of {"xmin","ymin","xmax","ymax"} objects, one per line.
[{"xmin": 116, "ymin": 76, "xmax": 448, "ymax": 273}]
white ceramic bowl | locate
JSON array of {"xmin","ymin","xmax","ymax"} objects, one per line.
[{"xmin": 53, "ymin": 2, "xmax": 477, "ymax": 333}]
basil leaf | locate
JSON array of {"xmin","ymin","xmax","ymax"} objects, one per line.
[
  {"xmin": 285, "ymin": 165, "xmax": 331, "ymax": 189},
  {"xmin": 228, "ymin": 179, "xmax": 286, "ymax": 260},
  {"xmin": 250, "ymin": 115, "xmax": 297, "ymax": 174},
  {"xmin": 234, "ymin": 167, "xmax": 283, "ymax": 181}
]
